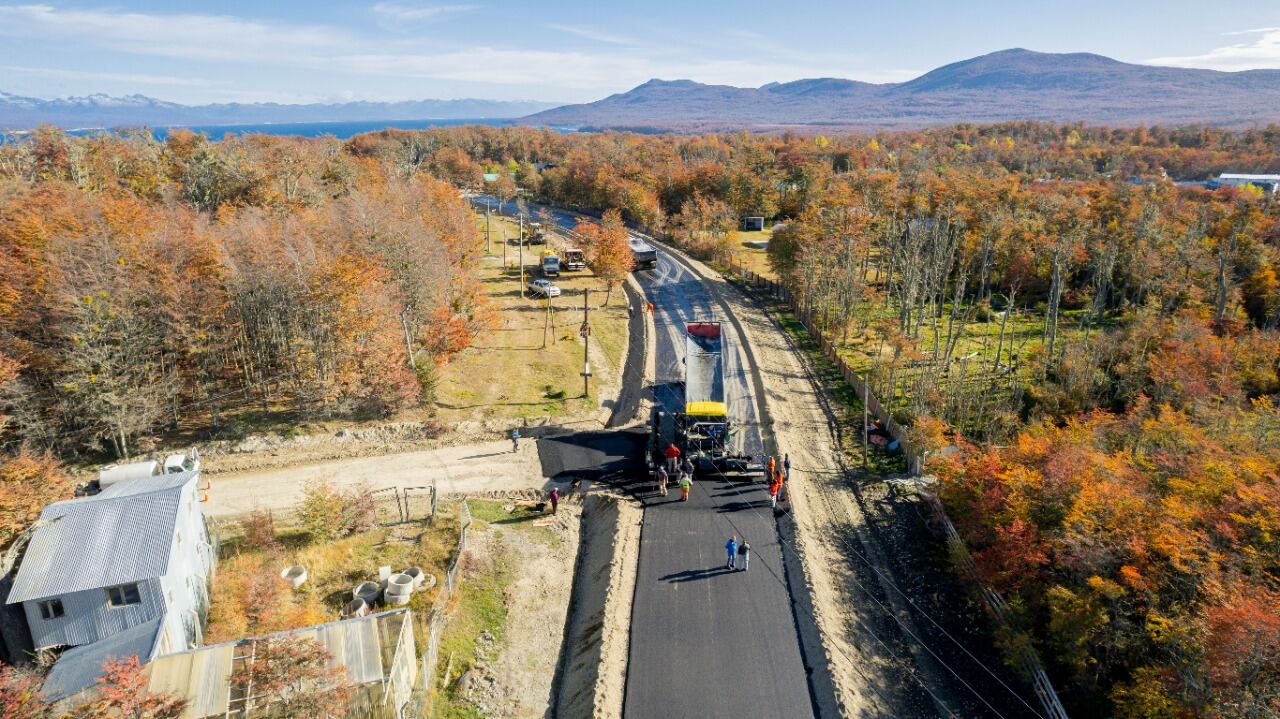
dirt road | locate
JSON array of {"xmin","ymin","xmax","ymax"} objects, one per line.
[{"xmin": 204, "ymin": 440, "xmax": 546, "ymax": 519}]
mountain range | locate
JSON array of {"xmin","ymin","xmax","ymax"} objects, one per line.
[
  {"xmin": 522, "ymin": 49, "xmax": 1280, "ymax": 131},
  {"xmin": 6, "ymin": 49, "xmax": 1280, "ymax": 133},
  {"xmin": 0, "ymin": 93, "xmax": 558, "ymax": 130}
]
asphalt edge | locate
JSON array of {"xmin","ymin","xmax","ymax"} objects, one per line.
[{"xmin": 651, "ymin": 241, "xmax": 843, "ymax": 719}]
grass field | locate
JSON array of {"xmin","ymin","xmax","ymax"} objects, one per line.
[
  {"xmin": 432, "ymin": 214, "xmax": 631, "ymax": 427},
  {"xmin": 724, "ymin": 228, "xmax": 775, "ymax": 280}
]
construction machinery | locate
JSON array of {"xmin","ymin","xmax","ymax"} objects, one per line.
[
  {"xmin": 562, "ymin": 248, "xmax": 586, "ymax": 271},
  {"xmin": 648, "ymin": 321, "xmax": 751, "ymax": 475}
]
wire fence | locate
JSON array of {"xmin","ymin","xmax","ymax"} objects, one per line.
[
  {"xmin": 406, "ymin": 498, "xmax": 471, "ymax": 718},
  {"xmin": 726, "ymin": 258, "xmax": 922, "ymax": 473},
  {"xmin": 726, "ymin": 256, "xmax": 1069, "ymax": 719}
]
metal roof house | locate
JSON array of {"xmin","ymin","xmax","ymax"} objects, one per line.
[
  {"xmin": 1212, "ymin": 173, "xmax": 1280, "ymax": 194},
  {"xmin": 5, "ymin": 470, "xmax": 215, "ymax": 669}
]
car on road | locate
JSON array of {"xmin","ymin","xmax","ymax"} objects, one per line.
[{"xmin": 527, "ymin": 278, "xmax": 561, "ymax": 297}]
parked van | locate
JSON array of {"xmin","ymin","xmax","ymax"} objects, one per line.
[{"xmin": 541, "ymin": 255, "xmax": 561, "ymax": 277}]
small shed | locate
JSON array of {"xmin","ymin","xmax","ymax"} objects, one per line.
[
  {"xmin": 41, "ymin": 617, "xmax": 165, "ymax": 701},
  {"xmin": 141, "ymin": 609, "xmax": 418, "ymax": 719},
  {"xmin": 741, "ymin": 216, "xmax": 765, "ymax": 231}
]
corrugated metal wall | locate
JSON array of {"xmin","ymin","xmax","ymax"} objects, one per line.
[
  {"xmin": 24, "ymin": 479, "xmax": 217, "ymax": 653},
  {"xmin": 25, "ymin": 578, "xmax": 165, "ymax": 650}
]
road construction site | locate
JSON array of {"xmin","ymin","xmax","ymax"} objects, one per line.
[{"xmin": 199, "ymin": 199, "xmax": 1037, "ymax": 718}]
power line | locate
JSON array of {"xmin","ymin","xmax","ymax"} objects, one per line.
[
  {"xmin": 651, "ymin": 245, "xmax": 1037, "ymax": 719},
  {"xmin": 744, "ymin": 271, "xmax": 1048, "ymax": 719}
]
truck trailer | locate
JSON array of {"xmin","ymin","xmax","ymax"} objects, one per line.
[
  {"xmin": 649, "ymin": 321, "xmax": 751, "ymax": 475},
  {"xmin": 629, "ymin": 235, "xmax": 658, "ymax": 269}
]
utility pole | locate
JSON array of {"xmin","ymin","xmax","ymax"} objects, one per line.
[
  {"xmin": 400, "ymin": 310, "xmax": 417, "ymax": 369},
  {"xmin": 580, "ymin": 289, "xmax": 592, "ymax": 398},
  {"xmin": 519, "ymin": 214, "xmax": 525, "ymax": 298},
  {"xmin": 485, "ymin": 201, "xmax": 492, "ymax": 256},
  {"xmin": 862, "ymin": 374, "xmax": 869, "ymax": 472},
  {"xmin": 542, "ymin": 291, "xmax": 555, "ymax": 349}
]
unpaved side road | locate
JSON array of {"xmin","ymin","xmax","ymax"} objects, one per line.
[{"xmin": 203, "ymin": 440, "xmax": 546, "ymax": 519}]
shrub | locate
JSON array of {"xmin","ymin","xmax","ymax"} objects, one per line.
[
  {"xmin": 239, "ymin": 509, "xmax": 279, "ymax": 551},
  {"xmin": 0, "ymin": 664, "xmax": 53, "ymax": 719},
  {"xmin": 297, "ymin": 482, "xmax": 376, "ymax": 541},
  {"xmin": 205, "ymin": 554, "xmax": 327, "ymax": 643}
]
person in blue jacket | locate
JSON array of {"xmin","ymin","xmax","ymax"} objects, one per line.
[{"xmin": 725, "ymin": 535, "xmax": 738, "ymax": 570}]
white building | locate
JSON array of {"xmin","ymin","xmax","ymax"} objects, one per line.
[
  {"xmin": 5, "ymin": 470, "xmax": 215, "ymax": 658},
  {"xmin": 1214, "ymin": 173, "xmax": 1280, "ymax": 194}
]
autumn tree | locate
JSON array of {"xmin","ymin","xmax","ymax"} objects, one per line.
[
  {"xmin": 75, "ymin": 655, "xmax": 187, "ymax": 719},
  {"xmin": 0, "ymin": 450, "xmax": 72, "ymax": 549},
  {"xmin": 230, "ymin": 636, "xmax": 353, "ymax": 719},
  {"xmin": 575, "ymin": 209, "xmax": 634, "ymax": 305}
]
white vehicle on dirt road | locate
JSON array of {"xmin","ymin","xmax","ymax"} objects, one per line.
[{"xmin": 528, "ymin": 278, "xmax": 561, "ymax": 297}]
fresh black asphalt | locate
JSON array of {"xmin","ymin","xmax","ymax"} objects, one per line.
[
  {"xmin": 624, "ymin": 471, "xmax": 816, "ymax": 718},
  {"xmin": 486, "ymin": 194, "xmax": 816, "ymax": 717}
]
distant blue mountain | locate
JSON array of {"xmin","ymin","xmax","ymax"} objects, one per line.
[
  {"xmin": 523, "ymin": 49, "xmax": 1280, "ymax": 130},
  {"xmin": 0, "ymin": 92, "xmax": 558, "ymax": 130}
]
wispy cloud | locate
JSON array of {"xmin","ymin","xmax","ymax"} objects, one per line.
[
  {"xmin": 1148, "ymin": 27, "xmax": 1280, "ymax": 71},
  {"xmin": 0, "ymin": 3, "xmax": 923, "ymax": 102},
  {"xmin": 0, "ymin": 4, "xmax": 348, "ymax": 62},
  {"xmin": 0, "ymin": 64, "xmax": 213, "ymax": 87},
  {"xmin": 371, "ymin": 2, "xmax": 476, "ymax": 24},
  {"xmin": 545, "ymin": 23, "xmax": 639, "ymax": 47}
]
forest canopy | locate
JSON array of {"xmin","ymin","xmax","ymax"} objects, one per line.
[{"xmin": 2, "ymin": 121, "xmax": 1278, "ymax": 716}]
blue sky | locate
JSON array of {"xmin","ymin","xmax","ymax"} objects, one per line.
[{"xmin": 1, "ymin": 1, "xmax": 1278, "ymax": 104}]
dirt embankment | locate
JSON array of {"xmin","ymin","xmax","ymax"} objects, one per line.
[
  {"xmin": 555, "ymin": 493, "xmax": 642, "ymax": 719},
  {"xmin": 464, "ymin": 501, "xmax": 583, "ymax": 718}
]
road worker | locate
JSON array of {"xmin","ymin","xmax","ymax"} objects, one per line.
[{"xmin": 664, "ymin": 443, "xmax": 681, "ymax": 474}]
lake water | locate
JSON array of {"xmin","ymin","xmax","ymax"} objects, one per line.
[{"xmin": 65, "ymin": 117, "xmax": 519, "ymax": 140}]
